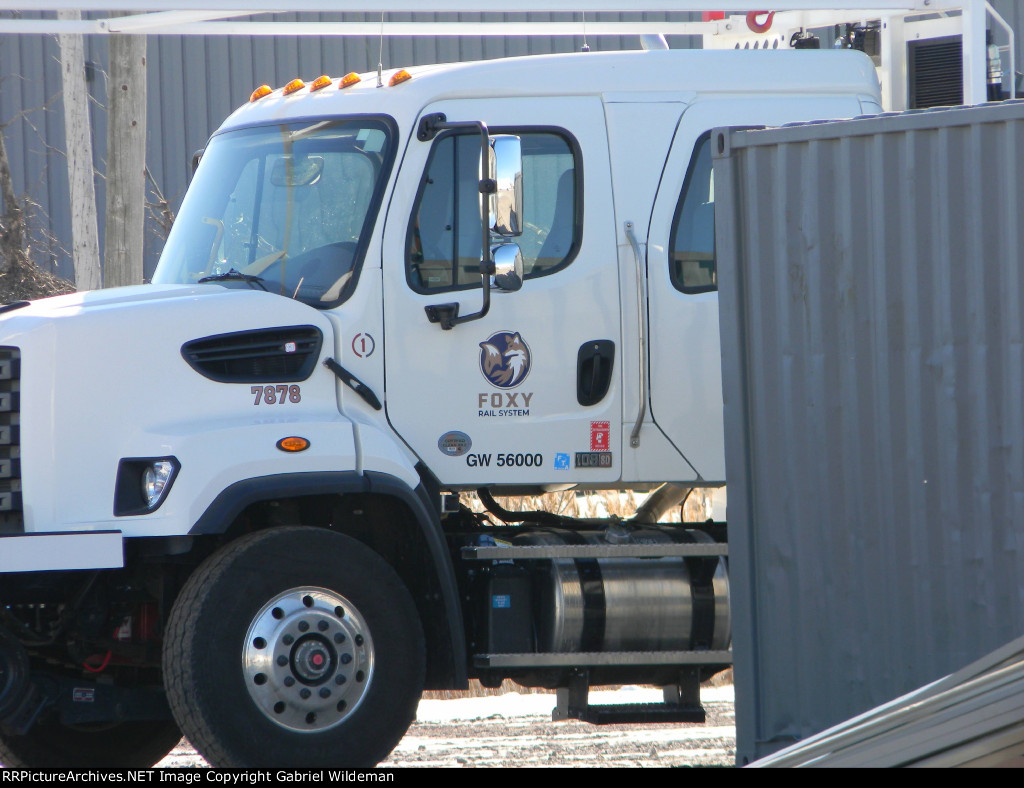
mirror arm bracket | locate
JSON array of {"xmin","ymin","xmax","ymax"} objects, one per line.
[{"xmin": 420, "ymin": 114, "xmax": 494, "ymax": 330}]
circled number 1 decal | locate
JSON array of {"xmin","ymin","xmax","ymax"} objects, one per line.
[
  {"xmin": 352, "ymin": 333, "xmax": 375, "ymax": 358},
  {"xmin": 251, "ymin": 385, "xmax": 302, "ymax": 405}
]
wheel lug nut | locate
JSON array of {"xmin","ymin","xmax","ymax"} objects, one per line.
[
  {"xmin": 334, "ymin": 633, "xmax": 346, "ymax": 644},
  {"xmin": 318, "ymin": 621, "xmax": 329, "ymax": 632},
  {"xmin": 319, "ymin": 688, "xmax": 331, "ymax": 699},
  {"xmin": 283, "ymin": 634, "xmax": 294, "ymax": 646},
  {"xmin": 276, "ymin": 655, "xmax": 288, "ymax": 667},
  {"xmin": 298, "ymin": 621, "xmax": 310, "ymax": 632},
  {"xmin": 284, "ymin": 676, "xmax": 295, "ymax": 687},
  {"xmin": 300, "ymin": 688, "xmax": 311, "ymax": 700},
  {"xmin": 341, "ymin": 653, "xmax": 352, "ymax": 665},
  {"xmin": 335, "ymin": 675, "xmax": 347, "ymax": 685}
]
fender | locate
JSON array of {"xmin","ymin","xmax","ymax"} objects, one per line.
[{"xmin": 189, "ymin": 470, "xmax": 467, "ymax": 687}]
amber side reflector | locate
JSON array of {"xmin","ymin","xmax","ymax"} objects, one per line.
[
  {"xmin": 282, "ymin": 78, "xmax": 306, "ymax": 96},
  {"xmin": 249, "ymin": 85, "xmax": 272, "ymax": 102},
  {"xmin": 388, "ymin": 69, "xmax": 412, "ymax": 87},
  {"xmin": 310, "ymin": 75, "xmax": 332, "ymax": 92},
  {"xmin": 338, "ymin": 72, "xmax": 362, "ymax": 89},
  {"xmin": 277, "ymin": 436, "xmax": 310, "ymax": 453}
]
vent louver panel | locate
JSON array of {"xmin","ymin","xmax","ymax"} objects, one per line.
[
  {"xmin": 909, "ymin": 36, "xmax": 963, "ymax": 109},
  {"xmin": 182, "ymin": 326, "xmax": 323, "ymax": 383},
  {"xmin": 0, "ymin": 347, "xmax": 22, "ymax": 534}
]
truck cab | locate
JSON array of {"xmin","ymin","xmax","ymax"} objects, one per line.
[{"xmin": 154, "ymin": 49, "xmax": 880, "ymax": 494}]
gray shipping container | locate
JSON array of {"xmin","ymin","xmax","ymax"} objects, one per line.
[{"xmin": 714, "ymin": 100, "xmax": 1024, "ymax": 765}]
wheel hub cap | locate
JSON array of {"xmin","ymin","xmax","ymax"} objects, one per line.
[
  {"xmin": 242, "ymin": 587, "xmax": 374, "ymax": 733},
  {"xmin": 292, "ymin": 636, "xmax": 334, "ymax": 684}
]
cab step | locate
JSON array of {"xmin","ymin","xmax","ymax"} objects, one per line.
[
  {"xmin": 552, "ymin": 670, "xmax": 706, "ymax": 725},
  {"xmin": 563, "ymin": 702, "xmax": 706, "ymax": 725}
]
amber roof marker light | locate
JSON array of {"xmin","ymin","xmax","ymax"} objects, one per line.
[
  {"xmin": 388, "ymin": 69, "xmax": 412, "ymax": 87},
  {"xmin": 310, "ymin": 75, "xmax": 333, "ymax": 92},
  {"xmin": 282, "ymin": 78, "xmax": 306, "ymax": 96},
  {"xmin": 339, "ymin": 72, "xmax": 362, "ymax": 89},
  {"xmin": 249, "ymin": 84, "xmax": 272, "ymax": 102}
]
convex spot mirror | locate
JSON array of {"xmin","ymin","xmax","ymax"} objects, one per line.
[
  {"xmin": 491, "ymin": 243, "xmax": 523, "ymax": 292},
  {"xmin": 488, "ymin": 135, "xmax": 523, "ymax": 237},
  {"xmin": 270, "ymin": 155, "xmax": 325, "ymax": 188}
]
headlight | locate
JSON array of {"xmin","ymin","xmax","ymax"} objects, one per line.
[
  {"xmin": 114, "ymin": 457, "xmax": 180, "ymax": 516},
  {"xmin": 142, "ymin": 461, "xmax": 176, "ymax": 509}
]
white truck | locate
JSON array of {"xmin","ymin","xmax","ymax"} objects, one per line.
[{"xmin": 0, "ymin": 4, "xmax": 1009, "ymax": 768}]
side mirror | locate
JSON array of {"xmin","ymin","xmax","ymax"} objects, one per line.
[
  {"xmin": 488, "ymin": 135, "xmax": 523, "ymax": 237},
  {"xmin": 491, "ymin": 243, "xmax": 523, "ymax": 292},
  {"xmin": 191, "ymin": 148, "xmax": 204, "ymax": 176}
]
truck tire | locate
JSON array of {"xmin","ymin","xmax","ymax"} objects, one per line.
[
  {"xmin": 0, "ymin": 720, "xmax": 182, "ymax": 768},
  {"xmin": 163, "ymin": 527, "xmax": 425, "ymax": 767}
]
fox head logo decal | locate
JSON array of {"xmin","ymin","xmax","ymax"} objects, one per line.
[{"xmin": 479, "ymin": 331, "xmax": 531, "ymax": 389}]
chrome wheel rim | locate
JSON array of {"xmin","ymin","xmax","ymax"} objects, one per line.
[{"xmin": 242, "ymin": 586, "xmax": 374, "ymax": 733}]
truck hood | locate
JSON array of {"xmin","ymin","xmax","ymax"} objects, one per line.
[
  {"xmin": 0, "ymin": 284, "xmax": 333, "ymax": 341},
  {"xmin": 3, "ymin": 283, "xmax": 240, "ymax": 319},
  {"xmin": 1, "ymin": 281, "xmax": 340, "ymax": 534}
]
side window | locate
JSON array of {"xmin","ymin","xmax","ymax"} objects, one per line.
[
  {"xmin": 407, "ymin": 131, "xmax": 579, "ymax": 292},
  {"xmin": 669, "ymin": 134, "xmax": 716, "ymax": 294}
]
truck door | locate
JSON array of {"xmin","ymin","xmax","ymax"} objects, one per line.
[
  {"xmin": 647, "ymin": 97, "xmax": 866, "ymax": 482},
  {"xmin": 382, "ymin": 98, "xmax": 621, "ymax": 487}
]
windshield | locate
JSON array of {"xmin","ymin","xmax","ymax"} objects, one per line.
[{"xmin": 153, "ymin": 118, "xmax": 393, "ymax": 307}]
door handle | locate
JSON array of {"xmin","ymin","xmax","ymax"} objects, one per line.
[{"xmin": 577, "ymin": 340, "xmax": 615, "ymax": 406}]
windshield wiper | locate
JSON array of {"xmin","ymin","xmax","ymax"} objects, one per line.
[{"xmin": 197, "ymin": 269, "xmax": 268, "ymax": 291}]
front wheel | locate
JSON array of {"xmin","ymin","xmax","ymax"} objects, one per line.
[{"xmin": 163, "ymin": 527, "xmax": 425, "ymax": 767}]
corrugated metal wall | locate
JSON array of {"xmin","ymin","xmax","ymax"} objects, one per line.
[
  {"xmin": 715, "ymin": 100, "xmax": 1024, "ymax": 765},
  {"xmin": 1, "ymin": 7, "xmax": 1023, "ymax": 284},
  {"xmin": 0, "ymin": 11, "xmax": 698, "ymax": 283}
]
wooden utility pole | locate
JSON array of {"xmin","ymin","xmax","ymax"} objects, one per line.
[
  {"xmin": 57, "ymin": 9, "xmax": 102, "ymax": 291},
  {"xmin": 104, "ymin": 13, "xmax": 147, "ymax": 288}
]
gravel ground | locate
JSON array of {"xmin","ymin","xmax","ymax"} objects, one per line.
[{"xmin": 156, "ymin": 686, "xmax": 736, "ymax": 768}]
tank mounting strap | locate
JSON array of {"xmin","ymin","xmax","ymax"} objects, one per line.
[
  {"xmin": 473, "ymin": 650, "xmax": 733, "ymax": 668},
  {"xmin": 461, "ymin": 543, "xmax": 727, "ymax": 560}
]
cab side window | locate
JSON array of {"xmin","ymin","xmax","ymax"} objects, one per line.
[
  {"xmin": 407, "ymin": 131, "xmax": 579, "ymax": 292},
  {"xmin": 669, "ymin": 134, "xmax": 717, "ymax": 294}
]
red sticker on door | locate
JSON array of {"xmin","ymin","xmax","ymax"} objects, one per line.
[{"xmin": 590, "ymin": 421, "xmax": 610, "ymax": 452}]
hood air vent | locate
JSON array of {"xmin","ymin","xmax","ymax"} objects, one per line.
[{"xmin": 182, "ymin": 326, "xmax": 323, "ymax": 383}]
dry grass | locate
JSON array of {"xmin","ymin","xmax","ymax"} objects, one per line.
[
  {"xmin": 0, "ymin": 260, "xmax": 74, "ymax": 304},
  {"xmin": 467, "ymin": 488, "xmax": 715, "ymax": 524}
]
